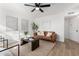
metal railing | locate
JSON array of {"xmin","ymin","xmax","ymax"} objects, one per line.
[
  {"xmin": 0, "ymin": 44, "xmax": 20, "ymax": 56},
  {"xmin": 0, "ymin": 37, "xmax": 8, "ymax": 48},
  {"xmin": 0, "ymin": 36, "xmax": 20, "ymax": 56}
]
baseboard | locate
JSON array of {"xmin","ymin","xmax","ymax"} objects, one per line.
[
  {"xmin": 57, "ymin": 40, "xmax": 64, "ymax": 43},
  {"xmin": 69, "ymin": 39, "xmax": 79, "ymax": 44}
]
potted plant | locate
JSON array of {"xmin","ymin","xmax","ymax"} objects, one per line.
[
  {"xmin": 24, "ymin": 32, "xmax": 28, "ymax": 35},
  {"xmin": 32, "ymin": 22, "xmax": 39, "ymax": 32},
  {"xmin": 24, "ymin": 32, "xmax": 28, "ymax": 39}
]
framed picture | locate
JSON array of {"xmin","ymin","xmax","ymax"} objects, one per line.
[
  {"xmin": 6, "ymin": 16, "xmax": 18, "ymax": 31},
  {"xmin": 21, "ymin": 19, "xmax": 28, "ymax": 32}
]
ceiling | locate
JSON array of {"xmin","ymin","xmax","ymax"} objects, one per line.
[{"xmin": 0, "ymin": 3, "xmax": 79, "ymax": 18}]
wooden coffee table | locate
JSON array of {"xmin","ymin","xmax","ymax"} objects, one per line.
[{"xmin": 21, "ymin": 38, "xmax": 39, "ymax": 51}]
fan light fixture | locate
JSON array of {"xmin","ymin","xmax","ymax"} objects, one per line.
[
  {"xmin": 24, "ymin": 3, "xmax": 51, "ymax": 12},
  {"xmin": 35, "ymin": 7, "xmax": 39, "ymax": 10}
]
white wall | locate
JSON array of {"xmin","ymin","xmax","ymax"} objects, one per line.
[
  {"xmin": 64, "ymin": 17, "xmax": 70, "ymax": 39},
  {"xmin": 0, "ymin": 8, "xmax": 19, "ymax": 43},
  {"xmin": 0, "ymin": 3, "xmax": 77, "ymax": 43},
  {"xmin": 0, "ymin": 4, "xmax": 32, "ymax": 43},
  {"xmin": 32, "ymin": 13, "xmax": 65, "ymax": 42},
  {"xmin": 0, "ymin": 8, "xmax": 6, "ymax": 35}
]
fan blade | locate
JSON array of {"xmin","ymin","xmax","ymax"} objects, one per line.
[
  {"xmin": 40, "ymin": 4, "xmax": 50, "ymax": 7},
  {"xmin": 24, "ymin": 4, "xmax": 35, "ymax": 7},
  {"xmin": 39, "ymin": 8, "xmax": 44, "ymax": 12},
  {"xmin": 31, "ymin": 8, "xmax": 35, "ymax": 12},
  {"xmin": 35, "ymin": 3, "xmax": 39, "ymax": 7}
]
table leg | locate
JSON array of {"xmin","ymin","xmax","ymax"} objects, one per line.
[
  {"xmin": 18, "ymin": 44, "xmax": 20, "ymax": 56},
  {"xmin": 6, "ymin": 39, "xmax": 8, "ymax": 48},
  {"xmin": 3, "ymin": 40, "xmax": 4, "ymax": 48}
]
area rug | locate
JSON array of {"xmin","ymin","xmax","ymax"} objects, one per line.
[{"xmin": 19, "ymin": 40, "xmax": 53, "ymax": 56}]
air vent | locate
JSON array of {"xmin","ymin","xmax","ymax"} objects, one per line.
[{"xmin": 68, "ymin": 12, "xmax": 75, "ymax": 14}]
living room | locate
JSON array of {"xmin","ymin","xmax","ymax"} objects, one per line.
[{"xmin": 0, "ymin": 3, "xmax": 79, "ymax": 56}]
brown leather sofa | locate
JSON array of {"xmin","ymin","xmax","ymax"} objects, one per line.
[{"xmin": 33, "ymin": 31, "xmax": 57, "ymax": 43}]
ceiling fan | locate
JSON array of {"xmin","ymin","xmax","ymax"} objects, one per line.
[{"xmin": 24, "ymin": 3, "xmax": 51, "ymax": 12}]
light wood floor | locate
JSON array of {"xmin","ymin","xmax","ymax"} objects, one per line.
[
  {"xmin": 19, "ymin": 39, "xmax": 79, "ymax": 56},
  {"xmin": 1, "ymin": 39, "xmax": 79, "ymax": 56},
  {"xmin": 48, "ymin": 39, "xmax": 79, "ymax": 56}
]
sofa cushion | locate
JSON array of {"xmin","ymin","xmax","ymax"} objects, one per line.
[
  {"xmin": 38, "ymin": 31, "xmax": 44, "ymax": 36},
  {"xmin": 44, "ymin": 31, "xmax": 48, "ymax": 36},
  {"xmin": 47, "ymin": 32, "xmax": 52, "ymax": 37},
  {"xmin": 43, "ymin": 36, "xmax": 51, "ymax": 40},
  {"xmin": 33, "ymin": 32, "xmax": 37, "ymax": 36}
]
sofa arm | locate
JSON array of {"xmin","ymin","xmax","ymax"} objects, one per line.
[
  {"xmin": 33, "ymin": 32, "xmax": 37, "ymax": 36},
  {"xmin": 51, "ymin": 33, "xmax": 57, "ymax": 43}
]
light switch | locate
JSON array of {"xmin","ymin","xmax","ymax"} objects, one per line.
[{"xmin": 76, "ymin": 30, "xmax": 78, "ymax": 32}]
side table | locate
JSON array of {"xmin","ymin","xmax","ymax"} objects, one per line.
[
  {"xmin": 21, "ymin": 38, "xmax": 39, "ymax": 51},
  {"xmin": 21, "ymin": 38, "xmax": 29, "ymax": 45}
]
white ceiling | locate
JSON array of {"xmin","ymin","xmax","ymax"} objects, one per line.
[{"xmin": 0, "ymin": 3, "xmax": 79, "ymax": 18}]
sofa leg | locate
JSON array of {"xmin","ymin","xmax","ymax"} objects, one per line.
[{"xmin": 52, "ymin": 42, "xmax": 56, "ymax": 48}]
